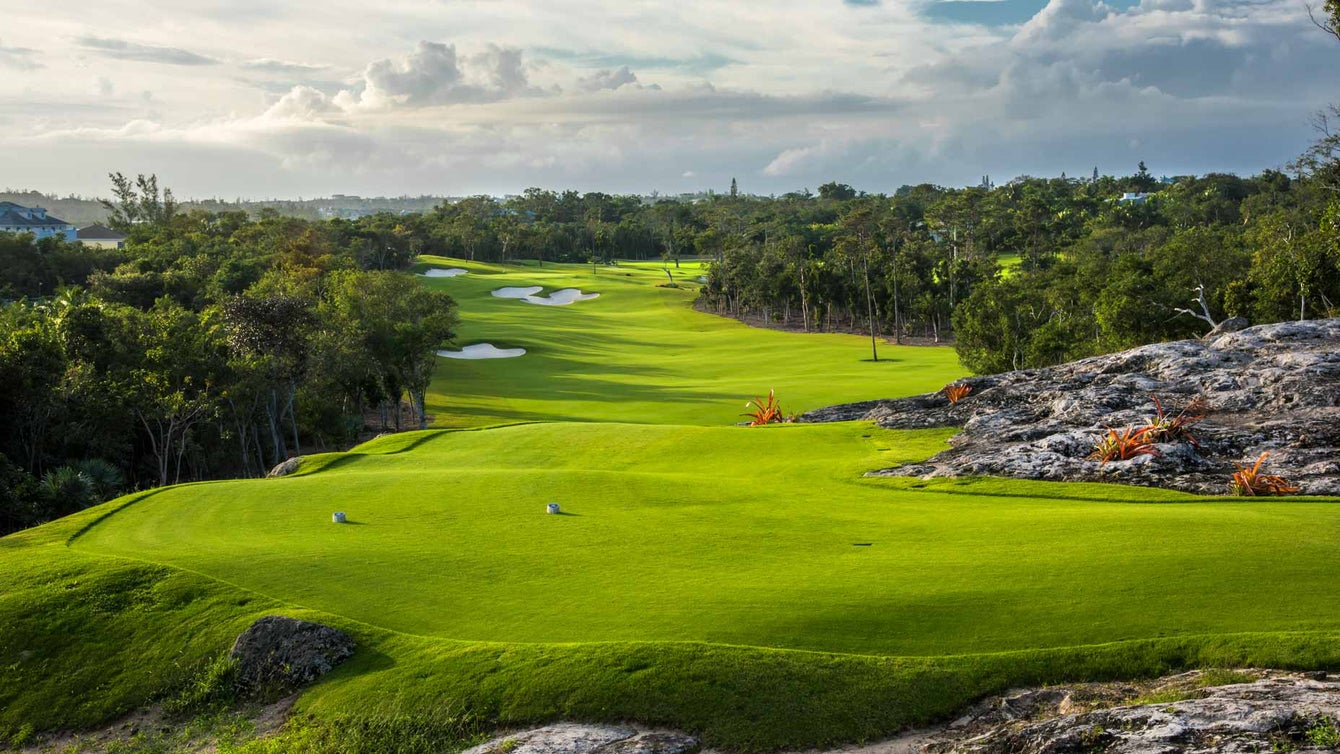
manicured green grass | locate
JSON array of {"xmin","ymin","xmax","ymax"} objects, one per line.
[
  {"xmin": 3, "ymin": 256, "xmax": 1339, "ymax": 752},
  {"xmin": 996, "ymin": 253, "xmax": 1024, "ymax": 278},
  {"xmin": 69, "ymin": 423, "xmax": 1340, "ymax": 657},
  {"xmin": 414, "ymin": 257, "xmax": 965, "ymax": 427}
]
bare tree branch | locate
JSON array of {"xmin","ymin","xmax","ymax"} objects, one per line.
[
  {"xmin": 1173, "ymin": 284, "xmax": 1221, "ymax": 331},
  {"xmin": 1307, "ymin": 1, "xmax": 1340, "ymax": 42}
]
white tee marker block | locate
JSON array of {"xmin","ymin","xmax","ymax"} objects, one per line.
[
  {"xmin": 547, "ymin": 503, "xmax": 561, "ymax": 515},
  {"xmin": 332, "ymin": 512, "xmax": 347, "ymax": 524}
]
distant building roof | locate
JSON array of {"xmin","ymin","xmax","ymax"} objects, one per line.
[
  {"xmin": 0, "ymin": 202, "xmax": 73, "ymax": 229},
  {"xmin": 77, "ymin": 223, "xmax": 127, "ymax": 240}
]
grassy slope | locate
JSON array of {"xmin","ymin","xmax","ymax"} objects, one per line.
[
  {"xmin": 3, "ymin": 258, "xmax": 1339, "ymax": 751},
  {"xmin": 70, "ymin": 423, "xmax": 1340, "ymax": 656}
]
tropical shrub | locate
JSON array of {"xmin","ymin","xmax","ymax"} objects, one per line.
[
  {"xmin": 943, "ymin": 383, "xmax": 973, "ymax": 404},
  {"xmin": 1088, "ymin": 426, "xmax": 1160, "ymax": 464},
  {"xmin": 1230, "ymin": 452, "xmax": 1300, "ymax": 496},
  {"xmin": 742, "ymin": 390, "xmax": 786, "ymax": 426},
  {"xmin": 1140, "ymin": 394, "xmax": 1208, "ymax": 445}
]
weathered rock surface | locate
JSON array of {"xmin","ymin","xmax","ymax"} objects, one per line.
[
  {"xmin": 919, "ymin": 670, "xmax": 1340, "ymax": 754},
  {"xmin": 229, "ymin": 616, "xmax": 355, "ymax": 697},
  {"xmin": 265, "ymin": 457, "xmax": 303, "ymax": 478},
  {"xmin": 802, "ymin": 319, "xmax": 1340, "ymax": 495},
  {"xmin": 463, "ymin": 724, "xmax": 698, "ymax": 754}
]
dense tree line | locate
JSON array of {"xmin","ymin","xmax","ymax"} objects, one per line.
[
  {"xmin": 357, "ymin": 164, "xmax": 1337, "ymax": 365},
  {"xmin": 1, "ymin": 178, "xmax": 458, "ymax": 534}
]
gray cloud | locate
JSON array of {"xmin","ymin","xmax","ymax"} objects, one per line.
[
  {"xmin": 577, "ymin": 66, "xmax": 642, "ymax": 92},
  {"xmin": 77, "ymin": 36, "xmax": 218, "ymax": 66},
  {"xmin": 0, "ymin": 40, "xmax": 42, "ymax": 70},
  {"xmin": 240, "ymin": 58, "xmax": 329, "ymax": 75},
  {"xmin": 535, "ymin": 47, "xmax": 736, "ymax": 76}
]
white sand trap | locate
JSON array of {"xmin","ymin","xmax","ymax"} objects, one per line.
[
  {"xmin": 521, "ymin": 288, "xmax": 601, "ymax": 306},
  {"xmin": 420, "ymin": 268, "xmax": 468, "ymax": 278},
  {"xmin": 492, "ymin": 286, "xmax": 544, "ymax": 298},
  {"xmin": 437, "ymin": 343, "xmax": 526, "ymax": 360}
]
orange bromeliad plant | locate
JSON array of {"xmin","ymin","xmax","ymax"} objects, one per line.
[
  {"xmin": 1141, "ymin": 394, "xmax": 1208, "ymax": 446},
  {"xmin": 943, "ymin": 383, "xmax": 973, "ymax": 404},
  {"xmin": 743, "ymin": 390, "xmax": 785, "ymax": 426},
  {"xmin": 1230, "ymin": 452, "xmax": 1300, "ymax": 496},
  {"xmin": 1088, "ymin": 426, "xmax": 1160, "ymax": 464}
]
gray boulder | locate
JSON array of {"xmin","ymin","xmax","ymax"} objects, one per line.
[
  {"xmin": 925, "ymin": 672, "xmax": 1340, "ymax": 753},
  {"xmin": 229, "ymin": 616, "xmax": 354, "ymax": 697},
  {"xmin": 462, "ymin": 725, "xmax": 698, "ymax": 754},
  {"xmin": 266, "ymin": 457, "xmax": 303, "ymax": 478},
  {"xmin": 802, "ymin": 319, "xmax": 1340, "ymax": 495}
]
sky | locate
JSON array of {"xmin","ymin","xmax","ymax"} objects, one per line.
[{"xmin": 0, "ymin": 0, "xmax": 1336, "ymax": 199}]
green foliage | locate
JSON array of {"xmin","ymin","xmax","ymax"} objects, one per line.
[
  {"xmin": 0, "ymin": 174, "xmax": 466, "ymax": 533},
  {"xmin": 165, "ymin": 655, "xmax": 239, "ymax": 718},
  {"xmin": 1305, "ymin": 716, "xmax": 1340, "ymax": 748},
  {"xmin": 222, "ymin": 711, "xmax": 481, "ymax": 754}
]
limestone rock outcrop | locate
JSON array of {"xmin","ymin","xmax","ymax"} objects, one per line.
[
  {"xmin": 462, "ymin": 724, "xmax": 698, "ymax": 754},
  {"xmin": 803, "ymin": 319, "xmax": 1340, "ymax": 495},
  {"xmin": 921, "ymin": 670, "xmax": 1340, "ymax": 754}
]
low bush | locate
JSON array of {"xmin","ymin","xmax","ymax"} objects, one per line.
[
  {"xmin": 942, "ymin": 383, "xmax": 973, "ymax": 404},
  {"xmin": 164, "ymin": 655, "xmax": 239, "ymax": 718},
  {"xmin": 1230, "ymin": 452, "xmax": 1300, "ymax": 496},
  {"xmin": 742, "ymin": 390, "xmax": 786, "ymax": 426},
  {"xmin": 1140, "ymin": 394, "xmax": 1208, "ymax": 446},
  {"xmin": 1088, "ymin": 426, "xmax": 1160, "ymax": 464}
]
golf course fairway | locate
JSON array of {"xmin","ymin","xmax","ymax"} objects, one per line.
[
  {"xmin": 414, "ymin": 257, "xmax": 967, "ymax": 427},
  {"xmin": 3, "ymin": 258, "xmax": 1339, "ymax": 752}
]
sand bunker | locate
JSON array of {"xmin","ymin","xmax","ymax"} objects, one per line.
[
  {"xmin": 492, "ymin": 286, "xmax": 544, "ymax": 298},
  {"xmin": 436, "ymin": 344, "xmax": 526, "ymax": 360},
  {"xmin": 521, "ymin": 288, "xmax": 601, "ymax": 306},
  {"xmin": 420, "ymin": 268, "xmax": 468, "ymax": 278}
]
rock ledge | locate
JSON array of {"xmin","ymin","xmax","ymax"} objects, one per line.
[
  {"xmin": 463, "ymin": 724, "xmax": 699, "ymax": 754},
  {"xmin": 802, "ymin": 319, "xmax": 1339, "ymax": 495}
]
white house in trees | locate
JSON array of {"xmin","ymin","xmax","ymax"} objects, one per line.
[
  {"xmin": 77, "ymin": 224, "xmax": 127, "ymax": 249},
  {"xmin": 0, "ymin": 202, "xmax": 77, "ymax": 240}
]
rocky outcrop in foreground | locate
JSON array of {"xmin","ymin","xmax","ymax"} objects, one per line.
[
  {"xmin": 802, "ymin": 319, "xmax": 1340, "ymax": 495},
  {"xmin": 463, "ymin": 724, "xmax": 699, "ymax": 754},
  {"xmin": 450, "ymin": 671, "xmax": 1339, "ymax": 754},
  {"xmin": 229, "ymin": 616, "xmax": 354, "ymax": 697},
  {"xmin": 915, "ymin": 670, "xmax": 1339, "ymax": 754}
]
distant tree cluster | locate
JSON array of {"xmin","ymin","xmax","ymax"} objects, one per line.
[{"xmin": 0, "ymin": 177, "xmax": 458, "ymax": 534}]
